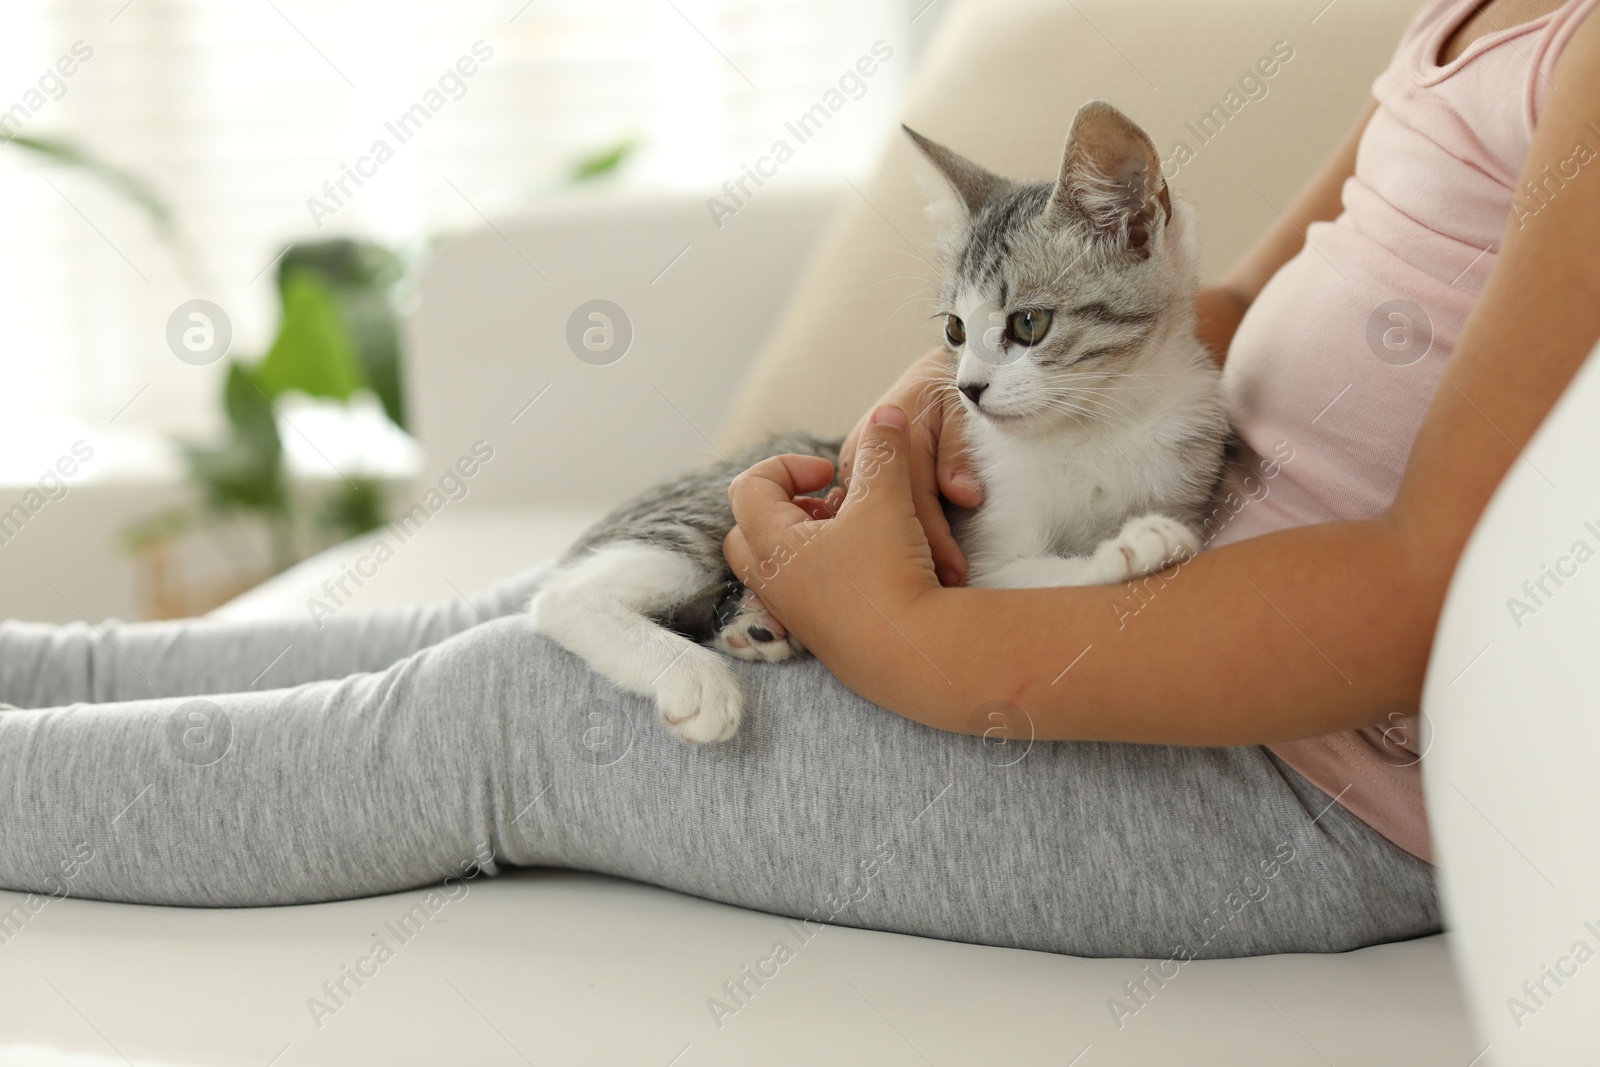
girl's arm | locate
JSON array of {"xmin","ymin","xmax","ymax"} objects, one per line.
[{"xmin": 725, "ymin": 15, "xmax": 1600, "ymax": 745}]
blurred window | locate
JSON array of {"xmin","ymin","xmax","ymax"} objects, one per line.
[{"xmin": 0, "ymin": 0, "xmax": 910, "ymax": 446}]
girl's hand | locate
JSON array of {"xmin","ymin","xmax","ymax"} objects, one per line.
[
  {"xmin": 723, "ymin": 405, "xmax": 941, "ymax": 672},
  {"xmin": 837, "ymin": 349, "xmax": 983, "ymax": 587},
  {"xmin": 1193, "ymin": 285, "xmax": 1251, "ymax": 366}
]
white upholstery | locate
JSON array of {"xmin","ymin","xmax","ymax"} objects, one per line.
[
  {"xmin": 0, "ymin": 871, "xmax": 1469, "ymax": 1067},
  {"xmin": 2, "ymin": 1, "xmax": 1492, "ymax": 1062},
  {"xmin": 211, "ymin": 507, "xmax": 603, "ymax": 622},
  {"xmin": 403, "ymin": 186, "xmax": 840, "ymax": 511},
  {"xmin": 1423, "ymin": 340, "xmax": 1600, "ymax": 1064}
]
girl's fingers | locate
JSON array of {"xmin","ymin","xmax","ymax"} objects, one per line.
[
  {"xmin": 727, "ymin": 453, "xmax": 836, "ymax": 544},
  {"xmin": 838, "ymin": 420, "xmax": 864, "ymax": 487},
  {"xmin": 722, "ymin": 526, "xmax": 754, "ymax": 578},
  {"xmin": 839, "ymin": 406, "xmax": 918, "ymax": 522},
  {"xmin": 920, "ymin": 499, "xmax": 968, "ymax": 587},
  {"xmin": 905, "ymin": 412, "xmax": 967, "ymax": 586},
  {"xmin": 936, "ymin": 409, "xmax": 984, "ymax": 509},
  {"xmin": 793, "ymin": 496, "xmax": 837, "ymax": 521}
]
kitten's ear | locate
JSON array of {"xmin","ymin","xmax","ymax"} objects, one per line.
[
  {"xmin": 902, "ymin": 125, "xmax": 1005, "ymax": 217},
  {"xmin": 1045, "ymin": 100, "xmax": 1171, "ymax": 256}
]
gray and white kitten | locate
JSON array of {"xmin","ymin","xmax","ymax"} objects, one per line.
[{"xmin": 528, "ymin": 100, "xmax": 1226, "ymax": 743}]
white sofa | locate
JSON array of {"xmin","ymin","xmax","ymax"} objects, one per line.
[{"xmin": 5, "ymin": 0, "xmax": 1517, "ymax": 1063}]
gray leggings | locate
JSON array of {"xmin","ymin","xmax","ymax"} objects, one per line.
[{"xmin": 0, "ymin": 567, "xmax": 1440, "ymax": 958}]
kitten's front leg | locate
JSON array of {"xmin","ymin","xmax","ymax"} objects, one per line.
[
  {"xmin": 1088, "ymin": 512, "xmax": 1200, "ymax": 581},
  {"xmin": 974, "ymin": 513, "xmax": 1199, "ymax": 589}
]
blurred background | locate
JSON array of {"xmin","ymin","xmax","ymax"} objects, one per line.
[{"xmin": 0, "ymin": 0, "xmax": 939, "ymax": 621}]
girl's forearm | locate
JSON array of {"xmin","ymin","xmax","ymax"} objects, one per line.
[
  {"xmin": 842, "ymin": 515, "xmax": 1438, "ymax": 747},
  {"xmin": 1192, "ymin": 286, "xmax": 1249, "ymax": 365}
]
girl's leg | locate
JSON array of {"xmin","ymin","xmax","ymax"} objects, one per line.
[
  {"xmin": 0, "ymin": 566, "xmax": 549, "ymax": 708},
  {"xmin": 0, "ymin": 613, "xmax": 1439, "ymax": 957}
]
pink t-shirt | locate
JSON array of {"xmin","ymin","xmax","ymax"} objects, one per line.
[{"xmin": 1210, "ymin": 0, "xmax": 1600, "ymax": 863}]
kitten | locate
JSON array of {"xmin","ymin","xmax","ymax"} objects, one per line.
[{"xmin": 528, "ymin": 100, "xmax": 1227, "ymax": 743}]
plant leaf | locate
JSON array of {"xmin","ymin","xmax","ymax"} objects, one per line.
[
  {"xmin": 3, "ymin": 133, "xmax": 174, "ymax": 238},
  {"xmin": 568, "ymin": 138, "xmax": 638, "ymax": 183},
  {"xmin": 276, "ymin": 240, "xmax": 407, "ymax": 428},
  {"xmin": 176, "ymin": 363, "xmax": 286, "ymax": 514},
  {"xmin": 224, "ymin": 362, "xmax": 282, "ymax": 458},
  {"xmin": 255, "ymin": 270, "xmax": 365, "ymax": 401}
]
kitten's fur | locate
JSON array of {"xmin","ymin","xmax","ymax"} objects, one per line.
[{"xmin": 528, "ymin": 101, "xmax": 1227, "ymax": 743}]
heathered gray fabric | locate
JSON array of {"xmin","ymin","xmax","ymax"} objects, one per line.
[{"xmin": 0, "ymin": 567, "xmax": 1440, "ymax": 957}]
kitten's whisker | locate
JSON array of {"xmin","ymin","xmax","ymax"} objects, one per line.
[
  {"xmin": 1034, "ymin": 397, "xmax": 1104, "ymax": 420},
  {"xmin": 840, "ymin": 242, "xmax": 942, "ymax": 268},
  {"xmin": 1046, "ymin": 370, "xmax": 1188, "ymax": 380},
  {"xmin": 848, "ymin": 276, "xmax": 932, "ymax": 302},
  {"xmin": 887, "ymin": 292, "xmax": 939, "ymax": 319},
  {"xmin": 1034, "ymin": 392, "xmax": 1137, "ymax": 425},
  {"xmin": 1037, "ymin": 384, "xmax": 1140, "ymax": 419}
]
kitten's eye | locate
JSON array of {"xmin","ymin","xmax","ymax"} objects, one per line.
[
  {"xmin": 1006, "ymin": 309, "xmax": 1053, "ymax": 347},
  {"xmin": 945, "ymin": 315, "xmax": 966, "ymax": 346}
]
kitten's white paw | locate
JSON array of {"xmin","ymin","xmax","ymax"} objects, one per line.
[
  {"xmin": 712, "ymin": 590, "xmax": 803, "ymax": 663},
  {"xmin": 655, "ymin": 653, "xmax": 743, "ymax": 743},
  {"xmin": 1093, "ymin": 513, "xmax": 1199, "ymax": 580}
]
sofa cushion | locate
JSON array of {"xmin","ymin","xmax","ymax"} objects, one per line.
[
  {"xmin": 0, "ymin": 870, "xmax": 1469, "ymax": 1066},
  {"xmin": 211, "ymin": 507, "xmax": 603, "ymax": 621}
]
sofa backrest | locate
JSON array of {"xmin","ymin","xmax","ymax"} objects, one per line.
[{"xmin": 403, "ymin": 188, "xmax": 837, "ymax": 508}]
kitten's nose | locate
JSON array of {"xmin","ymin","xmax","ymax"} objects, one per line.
[{"xmin": 959, "ymin": 382, "xmax": 987, "ymax": 406}]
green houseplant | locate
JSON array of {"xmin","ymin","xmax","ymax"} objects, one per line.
[
  {"xmin": 8, "ymin": 129, "xmax": 637, "ymax": 615},
  {"xmin": 123, "ymin": 239, "xmax": 411, "ymax": 614}
]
